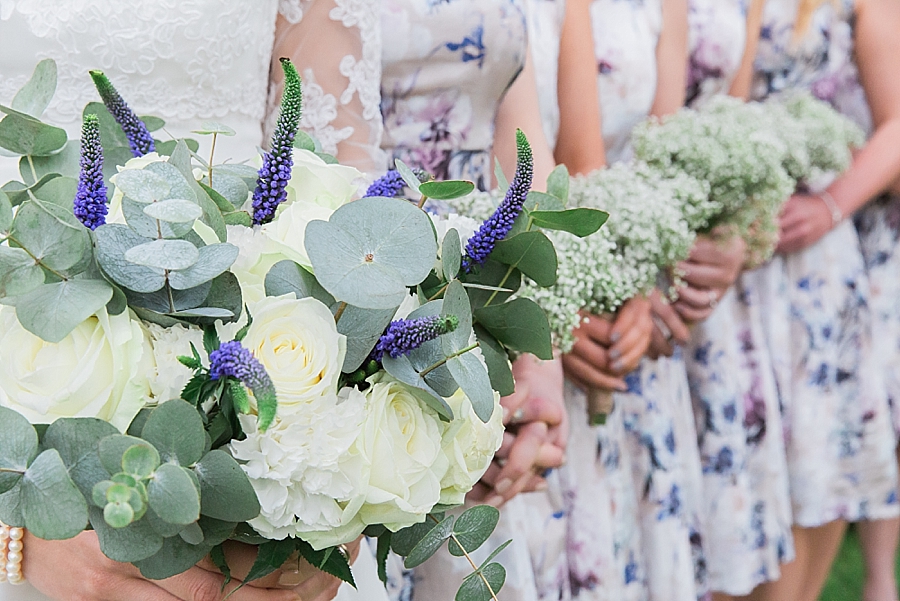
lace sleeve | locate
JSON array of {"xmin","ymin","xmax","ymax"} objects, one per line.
[{"xmin": 268, "ymin": 0, "xmax": 386, "ymax": 176}]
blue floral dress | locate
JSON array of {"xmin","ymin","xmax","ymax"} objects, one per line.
[
  {"xmin": 557, "ymin": 1, "xmax": 707, "ymax": 600},
  {"xmin": 749, "ymin": 0, "xmax": 900, "ymax": 528},
  {"xmin": 681, "ymin": 0, "xmax": 795, "ymax": 594}
]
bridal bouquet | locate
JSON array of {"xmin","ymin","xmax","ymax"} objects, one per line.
[
  {"xmin": 631, "ymin": 93, "xmax": 863, "ymax": 266},
  {"xmin": 0, "ymin": 59, "xmax": 603, "ymax": 600}
]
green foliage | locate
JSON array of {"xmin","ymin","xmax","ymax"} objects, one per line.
[
  {"xmin": 0, "ymin": 105, "xmax": 67, "ymax": 156},
  {"xmin": 193, "ymin": 450, "xmax": 260, "ymax": 522},
  {"xmin": 475, "ymin": 298, "xmax": 553, "ymax": 360},
  {"xmin": 419, "ymin": 180, "xmax": 476, "ymax": 200},
  {"xmin": 492, "ymin": 231, "xmax": 558, "ymax": 288},
  {"xmin": 448, "ymin": 506, "xmax": 500, "ymax": 556},
  {"xmin": 545, "ymin": 164, "xmax": 570, "ymax": 203},
  {"xmin": 11, "ymin": 59, "xmax": 57, "ymax": 118},
  {"xmin": 529, "ymin": 208, "xmax": 609, "ymax": 238},
  {"xmin": 442, "ymin": 228, "xmax": 462, "ymax": 281},
  {"xmin": 395, "ymin": 159, "xmax": 422, "ymax": 195}
]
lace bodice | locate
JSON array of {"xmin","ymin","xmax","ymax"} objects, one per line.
[
  {"xmin": 591, "ymin": 0, "xmax": 662, "ymax": 164},
  {"xmin": 751, "ymin": 0, "xmax": 870, "ymax": 132},
  {"xmin": 0, "ymin": 0, "xmax": 280, "ymax": 179},
  {"xmin": 526, "ymin": 0, "xmax": 566, "ymax": 148},
  {"xmin": 686, "ymin": 0, "xmax": 747, "ymax": 107}
]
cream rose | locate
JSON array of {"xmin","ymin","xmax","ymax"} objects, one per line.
[
  {"xmin": 230, "ymin": 295, "xmax": 346, "ymax": 415},
  {"xmin": 438, "ymin": 389, "xmax": 504, "ymax": 505},
  {"xmin": 347, "ymin": 376, "xmax": 450, "ymax": 532},
  {"xmin": 144, "ymin": 322, "xmax": 206, "ymax": 403},
  {"xmin": 283, "ymin": 149, "xmax": 363, "ymax": 210},
  {"xmin": 0, "ymin": 306, "xmax": 153, "ymax": 431}
]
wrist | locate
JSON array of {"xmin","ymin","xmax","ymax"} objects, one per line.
[
  {"xmin": 0, "ymin": 521, "xmax": 26, "ymax": 585},
  {"xmin": 817, "ymin": 190, "xmax": 843, "ymax": 228}
]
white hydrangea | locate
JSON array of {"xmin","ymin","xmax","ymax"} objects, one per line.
[{"xmin": 144, "ymin": 322, "xmax": 206, "ymax": 403}]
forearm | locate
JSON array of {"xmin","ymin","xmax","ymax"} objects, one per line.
[{"xmin": 826, "ymin": 118, "xmax": 900, "ymax": 216}]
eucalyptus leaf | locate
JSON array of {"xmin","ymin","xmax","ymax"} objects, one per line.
[
  {"xmin": 168, "ymin": 243, "xmax": 238, "ymax": 290},
  {"xmin": 474, "ymin": 298, "xmax": 553, "ymax": 360},
  {"xmin": 0, "ymin": 482, "xmax": 25, "ymax": 528},
  {"xmin": 11, "ymin": 59, "xmax": 57, "ymax": 118},
  {"xmin": 95, "ymin": 224, "xmax": 167, "ymax": 293},
  {"xmin": 24, "ymin": 140, "xmax": 80, "ymax": 183},
  {"xmin": 84, "ymin": 102, "xmax": 129, "ymax": 150},
  {"xmin": 143, "ymin": 198, "xmax": 203, "ymax": 223},
  {"xmin": 1, "ymin": 173, "xmax": 61, "ymax": 207},
  {"xmin": 106, "ymin": 283, "xmax": 128, "ymax": 315},
  {"xmin": 403, "ymin": 515, "xmax": 455, "ymax": 568},
  {"xmin": 0, "ymin": 246, "xmax": 44, "ymax": 298},
  {"xmin": 306, "ymin": 197, "xmax": 437, "ymax": 309},
  {"xmin": 293, "ymin": 130, "xmax": 317, "ymax": 152},
  {"xmin": 442, "ymin": 229, "xmax": 462, "ymax": 281},
  {"xmin": 168, "ymin": 307, "xmax": 234, "ymax": 318},
  {"xmin": 31, "ymin": 176, "xmax": 78, "ymax": 208},
  {"xmin": 391, "ymin": 518, "xmax": 441, "ymax": 557},
  {"xmin": 155, "ymin": 138, "xmax": 201, "ymax": 156},
  {"xmin": 10, "ymin": 198, "xmax": 91, "ymax": 273},
  {"xmin": 337, "ymin": 305, "xmax": 397, "ymax": 373},
  {"xmin": 21, "ymin": 449, "xmax": 89, "ymax": 540},
  {"xmin": 126, "ymin": 279, "xmax": 211, "ymax": 315},
  {"xmin": 447, "ymin": 352, "xmax": 495, "ymax": 423},
  {"xmin": 401, "ymin": 300, "xmax": 459, "ymax": 399},
  {"xmin": 166, "ymin": 141, "xmax": 227, "ymax": 242},
  {"xmin": 98, "ymin": 435, "xmax": 154, "ymax": 475},
  {"xmin": 382, "ymin": 355, "xmax": 454, "ymax": 421},
  {"xmin": 0, "ymin": 191, "xmax": 13, "ymax": 231},
  {"xmin": 448, "ymin": 505, "xmax": 500, "ymax": 556},
  {"xmin": 440, "ymin": 281, "xmax": 473, "ymax": 352},
  {"xmin": 264, "ymin": 260, "xmax": 335, "ymax": 307},
  {"xmin": 462, "ymin": 259, "xmax": 521, "ymax": 309},
  {"xmin": 123, "ymin": 196, "xmax": 194, "ymax": 239},
  {"xmin": 16, "ymin": 279, "xmax": 114, "ymax": 343},
  {"xmin": 135, "ymin": 522, "xmax": 217, "ymax": 579},
  {"xmin": 0, "ymin": 407, "xmax": 38, "ymax": 494},
  {"xmin": 207, "ymin": 174, "xmax": 249, "ymax": 208},
  {"xmin": 494, "ymin": 158, "xmax": 509, "ymax": 195},
  {"xmin": 141, "ymin": 400, "xmax": 206, "ymax": 466},
  {"xmin": 191, "ymin": 122, "xmax": 236, "ymax": 136},
  {"xmin": 546, "ymin": 164, "xmax": 570, "ymax": 203},
  {"xmin": 89, "ymin": 506, "xmax": 164, "ymax": 563},
  {"xmin": 0, "ymin": 107, "xmax": 67, "ymax": 156},
  {"xmin": 192, "ymin": 271, "xmax": 242, "ymax": 325},
  {"xmin": 193, "ymin": 450, "xmax": 260, "ymax": 522},
  {"xmin": 42, "ymin": 417, "xmax": 118, "ymax": 498},
  {"xmin": 419, "ymin": 180, "xmax": 476, "ymax": 201},
  {"xmin": 474, "ymin": 326, "xmax": 514, "ymax": 397},
  {"xmin": 113, "ymin": 169, "xmax": 172, "ymax": 204},
  {"xmin": 140, "ymin": 116, "xmax": 165, "ymax": 133},
  {"xmin": 124, "ymin": 239, "xmax": 200, "ymax": 271},
  {"xmin": 179, "ymin": 521, "xmax": 205, "ymax": 545},
  {"xmin": 530, "ymin": 208, "xmax": 608, "ymax": 238},
  {"xmin": 456, "ymin": 563, "xmax": 506, "ymax": 601},
  {"xmin": 147, "ymin": 463, "xmax": 201, "ymax": 525},
  {"xmin": 491, "ymin": 231, "xmax": 558, "ymax": 287},
  {"xmin": 394, "ymin": 159, "xmax": 421, "ymax": 194},
  {"xmin": 122, "ymin": 445, "xmax": 161, "ymax": 479}
]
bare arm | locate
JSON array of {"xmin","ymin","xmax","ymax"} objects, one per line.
[
  {"xmin": 650, "ymin": 0, "xmax": 689, "ymax": 117},
  {"xmin": 728, "ymin": 0, "xmax": 767, "ymax": 100},
  {"xmin": 554, "ymin": 0, "xmax": 607, "ymax": 174},
  {"xmin": 494, "ymin": 47, "xmax": 557, "ymax": 190}
]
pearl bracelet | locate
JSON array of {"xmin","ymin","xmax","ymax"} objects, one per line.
[
  {"xmin": 0, "ymin": 521, "xmax": 25, "ymax": 585},
  {"xmin": 818, "ymin": 190, "xmax": 844, "ymax": 228}
]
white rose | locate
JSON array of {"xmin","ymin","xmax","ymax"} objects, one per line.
[
  {"xmin": 144, "ymin": 323, "xmax": 206, "ymax": 403},
  {"xmin": 438, "ymin": 389, "xmax": 504, "ymax": 505},
  {"xmin": 430, "ymin": 212, "xmax": 481, "ymax": 249},
  {"xmin": 107, "ymin": 152, "xmax": 169, "ymax": 224},
  {"xmin": 230, "ymin": 295, "xmax": 346, "ymax": 416},
  {"xmin": 0, "ymin": 307, "xmax": 153, "ymax": 431},
  {"xmin": 231, "ymin": 387, "xmax": 369, "ymax": 548},
  {"xmin": 284, "ymin": 149, "xmax": 363, "ymax": 210},
  {"xmin": 347, "ymin": 376, "xmax": 450, "ymax": 532}
]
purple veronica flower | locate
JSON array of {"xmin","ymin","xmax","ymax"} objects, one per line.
[
  {"xmin": 364, "ymin": 170, "xmax": 406, "ymax": 198},
  {"xmin": 74, "ymin": 114, "xmax": 108, "ymax": 230},
  {"xmin": 463, "ymin": 129, "xmax": 533, "ymax": 271},
  {"xmin": 89, "ymin": 70, "xmax": 155, "ymax": 157},
  {"xmin": 373, "ymin": 314, "xmax": 460, "ymax": 361},
  {"xmin": 210, "ymin": 340, "xmax": 278, "ymax": 431},
  {"xmin": 252, "ymin": 58, "xmax": 302, "ymax": 225}
]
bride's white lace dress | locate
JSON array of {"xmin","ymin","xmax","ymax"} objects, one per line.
[{"xmin": 0, "ymin": 1, "xmax": 386, "ymax": 598}]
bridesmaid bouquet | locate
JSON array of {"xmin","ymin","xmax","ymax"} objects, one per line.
[
  {"xmin": 0, "ymin": 60, "xmax": 604, "ymax": 600},
  {"xmin": 632, "ymin": 93, "xmax": 863, "ymax": 266}
]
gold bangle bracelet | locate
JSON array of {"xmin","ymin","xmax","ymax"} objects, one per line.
[{"xmin": 0, "ymin": 521, "xmax": 25, "ymax": 585}]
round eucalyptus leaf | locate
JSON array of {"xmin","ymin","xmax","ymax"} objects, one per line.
[
  {"xmin": 209, "ymin": 173, "xmax": 249, "ymax": 208},
  {"xmin": 193, "ymin": 450, "xmax": 260, "ymax": 522},
  {"xmin": 21, "ymin": 449, "xmax": 89, "ymax": 540},
  {"xmin": 440, "ymin": 280, "xmax": 473, "ymax": 352},
  {"xmin": 448, "ymin": 505, "xmax": 500, "ymax": 556},
  {"xmin": 10, "ymin": 199, "xmax": 91, "ymax": 273},
  {"xmin": 147, "ymin": 463, "xmax": 201, "ymax": 526},
  {"xmin": 42, "ymin": 417, "xmax": 119, "ymax": 499},
  {"xmin": 122, "ymin": 196, "xmax": 194, "ymax": 239},
  {"xmin": 142, "ymin": 199, "xmax": 203, "ymax": 224},
  {"xmin": 92, "ymin": 480, "xmax": 114, "ymax": 508},
  {"xmin": 191, "ymin": 121, "xmax": 236, "ymax": 136},
  {"xmin": 178, "ymin": 521, "xmax": 205, "ymax": 545},
  {"xmin": 264, "ymin": 260, "xmax": 335, "ymax": 307},
  {"xmin": 106, "ymin": 483, "xmax": 132, "ymax": 504},
  {"xmin": 15, "ymin": 279, "xmax": 114, "ymax": 343},
  {"xmin": 104, "ymin": 500, "xmax": 135, "ymax": 529},
  {"xmin": 89, "ymin": 505, "xmax": 164, "ymax": 563},
  {"xmin": 95, "ymin": 224, "xmax": 167, "ymax": 293},
  {"xmin": 0, "ymin": 407, "xmax": 39, "ymax": 494},
  {"xmin": 403, "ymin": 514, "xmax": 455, "ymax": 568},
  {"xmin": 111, "ymin": 473, "xmax": 138, "ymax": 488},
  {"xmin": 114, "ymin": 169, "xmax": 172, "ymax": 204},
  {"xmin": 305, "ymin": 197, "xmax": 437, "ymax": 309},
  {"xmin": 337, "ymin": 305, "xmax": 396, "ymax": 373},
  {"xmin": 456, "ymin": 563, "xmax": 507, "ymax": 601},
  {"xmin": 141, "ymin": 400, "xmax": 206, "ymax": 466},
  {"xmin": 31, "ymin": 176, "xmax": 78, "ymax": 209},
  {"xmin": 167, "ymin": 243, "xmax": 239, "ymax": 290},
  {"xmin": 381, "ymin": 355, "xmax": 454, "ymax": 421},
  {"xmin": 122, "ymin": 444, "xmax": 161, "ymax": 479},
  {"xmin": 98, "ymin": 435, "xmax": 154, "ymax": 475},
  {"xmin": 446, "ymin": 352, "xmax": 495, "ymax": 423},
  {"xmin": 418, "ymin": 180, "xmax": 475, "ymax": 201},
  {"xmin": 0, "ymin": 246, "xmax": 44, "ymax": 299},
  {"xmin": 442, "ymin": 228, "xmax": 462, "ymax": 281},
  {"xmin": 11, "ymin": 59, "xmax": 57, "ymax": 119},
  {"xmin": 124, "ymin": 239, "xmax": 200, "ymax": 271},
  {"xmin": 0, "ymin": 190, "xmax": 12, "ymax": 232},
  {"xmin": 0, "ymin": 108, "xmax": 67, "ymax": 156}
]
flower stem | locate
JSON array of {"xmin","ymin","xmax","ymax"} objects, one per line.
[
  {"xmin": 0, "ymin": 468, "xmax": 25, "ymax": 475},
  {"xmin": 427, "ymin": 282, "xmax": 450, "ymax": 302},
  {"xmin": 419, "ymin": 342, "xmax": 478, "ymax": 377},
  {"xmin": 26, "ymin": 155, "xmax": 38, "ymax": 184},
  {"xmin": 208, "ymin": 132, "xmax": 218, "ymax": 188},
  {"xmin": 333, "ymin": 301, "xmax": 348, "ymax": 324},
  {"xmin": 417, "ymin": 194, "xmax": 427, "ymax": 210}
]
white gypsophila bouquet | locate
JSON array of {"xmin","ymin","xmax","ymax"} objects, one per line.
[{"xmin": 0, "ymin": 60, "xmax": 610, "ymax": 601}]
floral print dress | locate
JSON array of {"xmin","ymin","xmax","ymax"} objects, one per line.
[
  {"xmin": 380, "ymin": 0, "xmax": 528, "ymax": 191},
  {"xmin": 749, "ymin": 0, "xmax": 900, "ymax": 527},
  {"xmin": 681, "ymin": 0, "xmax": 795, "ymax": 594},
  {"xmin": 558, "ymin": 1, "xmax": 707, "ymax": 600}
]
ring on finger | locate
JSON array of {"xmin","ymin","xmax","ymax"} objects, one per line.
[
  {"xmin": 511, "ymin": 408, "xmax": 526, "ymax": 423},
  {"xmin": 707, "ymin": 290, "xmax": 718, "ymax": 310}
]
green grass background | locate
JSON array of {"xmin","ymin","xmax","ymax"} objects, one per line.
[{"xmin": 819, "ymin": 527, "xmax": 899, "ymax": 601}]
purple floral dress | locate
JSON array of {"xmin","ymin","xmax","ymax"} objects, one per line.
[
  {"xmin": 380, "ymin": 0, "xmax": 528, "ymax": 191},
  {"xmin": 682, "ymin": 0, "xmax": 795, "ymax": 595},
  {"xmin": 749, "ymin": 0, "xmax": 899, "ymax": 528}
]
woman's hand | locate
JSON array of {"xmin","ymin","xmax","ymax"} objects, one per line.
[
  {"xmin": 673, "ymin": 234, "xmax": 746, "ymax": 323},
  {"xmin": 775, "ymin": 193, "xmax": 837, "ymax": 254},
  {"xmin": 469, "ymin": 354, "xmax": 567, "ymax": 507},
  {"xmin": 647, "ymin": 290, "xmax": 691, "ymax": 360},
  {"xmin": 562, "ymin": 297, "xmax": 653, "ymax": 390},
  {"xmin": 23, "ymin": 531, "xmax": 303, "ymax": 601}
]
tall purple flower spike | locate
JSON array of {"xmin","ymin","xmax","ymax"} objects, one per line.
[
  {"xmin": 89, "ymin": 70, "xmax": 155, "ymax": 157},
  {"xmin": 252, "ymin": 58, "xmax": 302, "ymax": 225},
  {"xmin": 463, "ymin": 129, "xmax": 533, "ymax": 271},
  {"xmin": 73, "ymin": 114, "xmax": 108, "ymax": 230},
  {"xmin": 209, "ymin": 340, "xmax": 278, "ymax": 432},
  {"xmin": 373, "ymin": 314, "xmax": 460, "ymax": 361}
]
